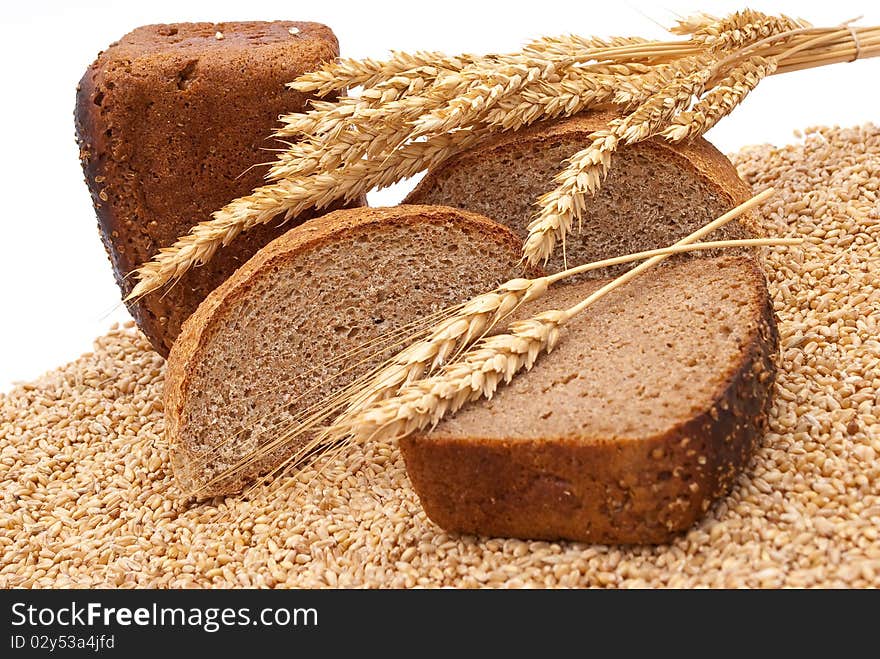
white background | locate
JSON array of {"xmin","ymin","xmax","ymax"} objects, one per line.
[{"xmin": 1, "ymin": 0, "xmax": 878, "ymax": 391}]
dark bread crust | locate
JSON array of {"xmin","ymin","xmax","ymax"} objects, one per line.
[
  {"xmin": 400, "ymin": 258, "xmax": 779, "ymax": 544},
  {"xmin": 165, "ymin": 205, "xmax": 529, "ymax": 496},
  {"xmin": 405, "ymin": 109, "xmax": 762, "ymax": 237},
  {"xmin": 75, "ymin": 21, "xmax": 361, "ymax": 358}
]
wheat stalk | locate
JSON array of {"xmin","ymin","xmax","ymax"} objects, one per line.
[
  {"xmin": 126, "ymin": 11, "xmax": 879, "ymax": 299},
  {"xmin": 270, "ymin": 59, "xmax": 561, "ymax": 182},
  {"xmin": 480, "ymin": 64, "xmax": 633, "ymax": 131},
  {"xmin": 273, "ymin": 53, "xmax": 653, "ymax": 180},
  {"xmin": 331, "ymin": 189, "xmax": 785, "ymax": 444},
  {"xmin": 341, "ymin": 231, "xmax": 804, "ymax": 417}
]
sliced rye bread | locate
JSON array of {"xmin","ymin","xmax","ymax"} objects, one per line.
[
  {"xmin": 165, "ymin": 205, "xmax": 529, "ymax": 497},
  {"xmin": 400, "ymin": 255, "xmax": 779, "ymax": 544},
  {"xmin": 404, "ymin": 110, "xmax": 761, "ymax": 275},
  {"xmin": 75, "ymin": 22, "xmax": 362, "ymax": 357}
]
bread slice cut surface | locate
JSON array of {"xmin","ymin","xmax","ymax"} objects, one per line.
[
  {"xmin": 165, "ymin": 205, "xmax": 528, "ymax": 497},
  {"xmin": 401, "ymin": 255, "xmax": 779, "ymax": 544},
  {"xmin": 405, "ymin": 111, "xmax": 761, "ymax": 274}
]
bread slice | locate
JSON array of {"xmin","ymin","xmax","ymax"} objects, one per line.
[
  {"xmin": 405, "ymin": 111, "xmax": 760, "ymax": 274},
  {"xmin": 165, "ymin": 205, "xmax": 529, "ymax": 497},
  {"xmin": 400, "ymin": 255, "xmax": 778, "ymax": 544},
  {"xmin": 75, "ymin": 22, "xmax": 362, "ymax": 357}
]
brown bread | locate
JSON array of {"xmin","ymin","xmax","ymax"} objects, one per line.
[
  {"xmin": 405, "ymin": 111, "xmax": 761, "ymax": 274},
  {"xmin": 401, "ymin": 255, "xmax": 779, "ymax": 544},
  {"xmin": 165, "ymin": 205, "xmax": 529, "ymax": 496},
  {"xmin": 75, "ymin": 21, "xmax": 361, "ymax": 357}
]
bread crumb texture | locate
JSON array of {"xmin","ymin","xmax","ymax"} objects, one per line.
[{"xmin": 2, "ymin": 124, "xmax": 879, "ymax": 587}]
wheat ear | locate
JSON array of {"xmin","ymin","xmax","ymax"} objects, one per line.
[
  {"xmin": 523, "ymin": 35, "xmax": 651, "ymax": 58},
  {"xmin": 127, "ymin": 12, "xmax": 880, "ymax": 299},
  {"xmin": 662, "ymin": 56, "xmax": 777, "ymax": 142},
  {"xmin": 685, "ymin": 9, "xmax": 809, "ymax": 51},
  {"xmin": 341, "ymin": 309, "xmax": 568, "ymax": 442},
  {"xmin": 291, "ymin": 51, "xmax": 478, "ymax": 95},
  {"xmin": 522, "ymin": 61, "xmax": 713, "ymax": 266}
]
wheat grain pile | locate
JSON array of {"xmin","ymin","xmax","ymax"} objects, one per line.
[{"xmin": 2, "ymin": 124, "xmax": 879, "ymax": 588}]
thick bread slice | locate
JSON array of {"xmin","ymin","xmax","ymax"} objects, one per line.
[
  {"xmin": 405, "ymin": 111, "xmax": 761, "ymax": 274},
  {"xmin": 75, "ymin": 22, "xmax": 362, "ymax": 357},
  {"xmin": 166, "ymin": 205, "xmax": 528, "ymax": 497},
  {"xmin": 400, "ymin": 255, "xmax": 778, "ymax": 544}
]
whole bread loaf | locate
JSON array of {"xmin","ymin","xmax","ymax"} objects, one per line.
[
  {"xmin": 75, "ymin": 21, "xmax": 361, "ymax": 357},
  {"xmin": 401, "ymin": 255, "xmax": 779, "ymax": 544},
  {"xmin": 166, "ymin": 205, "xmax": 530, "ymax": 497},
  {"xmin": 405, "ymin": 111, "xmax": 761, "ymax": 274}
]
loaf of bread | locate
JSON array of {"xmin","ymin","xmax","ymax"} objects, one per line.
[
  {"xmin": 401, "ymin": 255, "xmax": 778, "ymax": 544},
  {"xmin": 405, "ymin": 111, "xmax": 761, "ymax": 274},
  {"xmin": 165, "ymin": 205, "xmax": 530, "ymax": 496},
  {"xmin": 75, "ymin": 21, "xmax": 361, "ymax": 357}
]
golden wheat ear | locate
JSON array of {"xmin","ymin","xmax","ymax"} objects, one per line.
[{"xmin": 127, "ymin": 11, "xmax": 879, "ymax": 299}]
